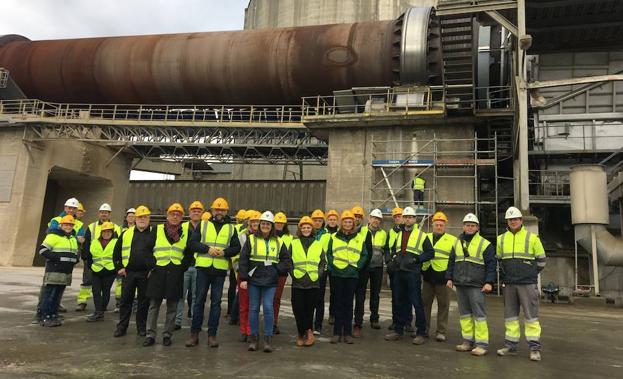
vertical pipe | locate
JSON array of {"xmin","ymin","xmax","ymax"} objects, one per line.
[
  {"xmin": 516, "ymin": 0, "xmax": 530, "ymax": 212},
  {"xmin": 591, "ymin": 224, "xmax": 600, "ymax": 296}
]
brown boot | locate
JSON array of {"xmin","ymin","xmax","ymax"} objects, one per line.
[
  {"xmin": 208, "ymin": 335, "xmax": 219, "ymax": 348},
  {"xmin": 185, "ymin": 333, "xmax": 199, "ymax": 347},
  {"xmin": 353, "ymin": 326, "xmax": 362, "ymax": 338},
  {"xmin": 304, "ymin": 329, "xmax": 315, "ymax": 347},
  {"xmin": 296, "ymin": 335, "xmax": 305, "ymax": 347}
]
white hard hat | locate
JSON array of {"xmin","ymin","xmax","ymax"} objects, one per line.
[
  {"xmin": 64, "ymin": 198, "xmax": 79, "ymax": 208},
  {"xmin": 260, "ymin": 211, "xmax": 275, "ymax": 223},
  {"xmin": 99, "ymin": 203, "xmax": 112, "ymax": 212},
  {"xmin": 126, "ymin": 208, "xmax": 136, "ymax": 214},
  {"xmin": 463, "ymin": 213, "xmax": 480, "ymax": 224},
  {"xmin": 505, "ymin": 206, "xmax": 523, "ymax": 219},
  {"xmin": 402, "ymin": 206, "xmax": 416, "ymax": 216},
  {"xmin": 369, "ymin": 208, "xmax": 383, "ymax": 219}
]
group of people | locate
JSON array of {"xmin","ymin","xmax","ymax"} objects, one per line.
[{"xmin": 37, "ymin": 197, "xmax": 546, "ymax": 361}]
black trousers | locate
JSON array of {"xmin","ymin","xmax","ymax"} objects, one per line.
[
  {"xmin": 313, "ymin": 271, "xmax": 327, "ymax": 330},
  {"xmin": 117, "ymin": 270, "xmax": 149, "ymax": 333},
  {"xmin": 354, "ymin": 266, "xmax": 384, "ymax": 326},
  {"xmin": 226, "ymin": 268, "xmax": 237, "ymax": 315},
  {"xmin": 292, "ymin": 287, "xmax": 319, "ymax": 337},
  {"xmin": 413, "ymin": 190, "xmax": 424, "ymax": 205},
  {"xmin": 92, "ymin": 272, "xmax": 116, "ymax": 313},
  {"xmin": 332, "ymin": 276, "xmax": 358, "ymax": 337}
]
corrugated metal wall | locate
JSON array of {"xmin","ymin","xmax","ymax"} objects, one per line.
[{"xmin": 126, "ymin": 180, "xmax": 326, "ymax": 217}]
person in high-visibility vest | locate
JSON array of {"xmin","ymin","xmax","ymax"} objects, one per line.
[
  {"xmin": 387, "ymin": 207, "xmax": 405, "ymax": 331},
  {"xmin": 446, "ymin": 213, "xmax": 496, "ymax": 356},
  {"xmin": 311, "ymin": 209, "xmax": 332, "ymax": 334},
  {"xmin": 239, "ymin": 211, "xmax": 292, "ymax": 353},
  {"xmin": 83, "ymin": 221, "xmax": 118, "ymax": 322},
  {"xmin": 496, "ymin": 207, "xmax": 547, "ymax": 362},
  {"xmin": 272, "ymin": 212, "xmax": 292, "ymax": 335},
  {"xmin": 143, "ymin": 203, "xmax": 193, "ymax": 347},
  {"xmin": 289, "ymin": 216, "xmax": 326, "ymax": 347},
  {"xmin": 422, "ymin": 212, "xmax": 462, "ymax": 342},
  {"xmin": 185, "ymin": 198, "xmax": 241, "ymax": 348},
  {"xmin": 412, "ymin": 174, "xmax": 426, "ymax": 206},
  {"xmin": 113, "ymin": 205, "xmax": 154, "ymax": 338},
  {"xmin": 326, "ymin": 210, "xmax": 369, "ymax": 344},
  {"xmin": 113, "ymin": 207, "xmax": 136, "ymax": 314},
  {"xmin": 351, "ymin": 206, "xmax": 373, "ymax": 338},
  {"xmin": 228, "ymin": 209, "xmax": 247, "ymax": 320},
  {"xmin": 384, "ymin": 206, "xmax": 434, "ymax": 345},
  {"xmin": 38, "ymin": 215, "xmax": 80, "ymax": 327}
]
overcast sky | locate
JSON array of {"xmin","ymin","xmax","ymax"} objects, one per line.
[{"xmin": 2, "ymin": 0, "xmax": 249, "ymax": 40}]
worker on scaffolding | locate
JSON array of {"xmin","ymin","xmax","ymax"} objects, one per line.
[{"xmin": 412, "ymin": 173, "xmax": 426, "ymax": 207}]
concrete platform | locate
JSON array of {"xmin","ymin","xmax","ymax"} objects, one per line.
[{"xmin": 0, "ymin": 267, "xmax": 621, "ymax": 378}]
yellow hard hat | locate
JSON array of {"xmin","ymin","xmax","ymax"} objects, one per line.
[
  {"xmin": 189, "ymin": 200, "xmax": 205, "ymax": 211},
  {"xmin": 167, "ymin": 203, "xmax": 185, "ymax": 215},
  {"xmin": 340, "ymin": 210, "xmax": 355, "ymax": 221},
  {"xmin": 235, "ymin": 209, "xmax": 247, "ymax": 219},
  {"xmin": 77, "ymin": 202, "xmax": 85, "ymax": 212},
  {"xmin": 298, "ymin": 216, "xmax": 314, "ymax": 227},
  {"xmin": 351, "ymin": 206, "xmax": 364, "ymax": 216},
  {"xmin": 432, "ymin": 211, "xmax": 448, "ymax": 223},
  {"xmin": 60, "ymin": 215, "xmax": 75, "ymax": 225},
  {"xmin": 311, "ymin": 209, "xmax": 325, "ymax": 220},
  {"xmin": 326, "ymin": 209, "xmax": 339, "ymax": 219},
  {"xmin": 392, "ymin": 207, "xmax": 403, "ymax": 217},
  {"xmin": 274, "ymin": 212, "xmax": 288, "ymax": 224},
  {"xmin": 248, "ymin": 210, "xmax": 261, "ymax": 221},
  {"xmin": 202, "ymin": 211, "xmax": 212, "ymax": 221},
  {"xmin": 211, "ymin": 197, "xmax": 229, "ymax": 210},
  {"xmin": 135, "ymin": 205, "xmax": 151, "ymax": 217},
  {"xmin": 100, "ymin": 221, "xmax": 115, "ymax": 231}
]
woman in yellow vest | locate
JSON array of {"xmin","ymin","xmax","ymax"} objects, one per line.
[
  {"xmin": 326, "ymin": 210, "xmax": 368, "ymax": 344},
  {"xmin": 38, "ymin": 215, "xmax": 79, "ymax": 327},
  {"xmin": 272, "ymin": 211, "xmax": 291, "ymax": 335},
  {"xmin": 239, "ymin": 211, "xmax": 291, "ymax": 353},
  {"xmin": 84, "ymin": 221, "xmax": 118, "ymax": 322},
  {"xmin": 289, "ymin": 216, "xmax": 326, "ymax": 347}
]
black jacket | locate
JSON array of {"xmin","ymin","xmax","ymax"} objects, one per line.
[
  {"xmin": 188, "ymin": 216, "xmax": 241, "ymax": 276},
  {"xmin": 446, "ymin": 232, "xmax": 497, "ymax": 287},
  {"xmin": 239, "ymin": 234, "xmax": 292, "ymax": 287},
  {"xmin": 113, "ymin": 226, "xmax": 156, "ymax": 272},
  {"xmin": 388, "ymin": 225, "xmax": 434, "ymax": 273}
]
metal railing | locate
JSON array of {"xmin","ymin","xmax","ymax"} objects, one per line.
[
  {"xmin": 0, "ymin": 99, "xmax": 305, "ymax": 126},
  {"xmin": 529, "ymin": 170, "xmax": 570, "ymax": 200},
  {"xmin": 532, "ymin": 121, "xmax": 623, "ymax": 153}
]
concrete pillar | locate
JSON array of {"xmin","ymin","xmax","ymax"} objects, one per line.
[{"xmin": 0, "ymin": 127, "xmax": 131, "ymax": 266}]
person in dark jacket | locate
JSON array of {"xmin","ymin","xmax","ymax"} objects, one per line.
[
  {"xmin": 113, "ymin": 205, "xmax": 155, "ymax": 337},
  {"xmin": 289, "ymin": 216, "xmax": 326, "ymax": 347},
  {"xmin": 143, "ymin": 203, "xmax": 193, "ymax": 347},
  {"xmin": 38, "ymin": 215, "xmax": 80, "ymax": 327},
  {"xmin": 83, "ymin": 221, "xmax": 118, "ymax": 322},
  {"xmin": 272, "ymin": 211, "xmax": 292, "ymax": 335},
  {"xmin": 326, "ymin": 210, "xmax": 369, "ymax": 344},
  {"xmin": 239, "ymin": 211, "xmax": 292, "ymax": 353},
  {"xmin": 384, "ymin": 206, "xmax": 434, "ymax": 345},
  {"xmin": 446, "ymin": 213, "xmax": 496, "ymax": 357},
  {"xmin": 313, "ymin": 209, "xmax": 335, "ymax": 335}
]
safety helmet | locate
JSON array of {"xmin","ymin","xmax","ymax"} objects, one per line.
[
  {"xmin": 351, "ymin": 206, "xmax": 364, "ymax": 217},
  {"xmin": 369, "ymin": 209, "xmax": 383, "ymax": 220},
  {"xmin": 135, "ymin": 205, "xmax": 151, "ymax": 217},
  {"xmin": 274, "ymin": 212, "xmax": 288, "ymax": 224},
  {"xmin": 391, "ymin": 207, "xmax": 403, "ymax": 217},
  {"xmin": 99, "ymin": 203, "xmax": 112, "ymax": 212},
  {"xmin": 340, "ymin": 210, "xmax": 355, "ymax": 220},
  {"xmin": 505, "ymin": 206, "xmax": 523, "ymax": 219},
  {"xmin": 64, "ymin": 198, "xmax": 79, "ymax": 208},
  {"xmin": 189, "ymin": 201, "xmax": 205, "ymax": 211},
  {"xmin": 235, "ymin": 209, "xmax": 247, "ymax": 220},
  {"xmin": 60, "ymin": 215, "xmax": 75, "ymax": 225},
  {"xmin": 211, "ymin": 197, "xmax": 229, "ymax": 210},
  {"xmin": 78, "ymin": 203, "xmax": 86, "ymax": 212},
  {"xmin": 260, "ymin": 211, "xmax": 275, "ymax": 223},
  {"xmin": 402, "ymin": 207, "xmax": 416, "ymax": 217},
  {"xmin": 126, "ymin": 208, "xmax": 136, "ymax": 214},
  {"xmin": 167, "ymin": 203, "xmax": 185, "ymax": 215},
  {"xmin": 311, "ymin": 209, "xmax": 325, "ymax": 220},
  {"xmin": 298, "ymin": 216, "xmax": 314, "ymax": 227},
  {"xmin": 248, "ymin": 210, "xmax": 261, "ymax": 221},
  {"xmin": 202, "ymin": 211, "xmax": 212, "ymax": 221},
  {"xmin": 432, "ymin": 211, "xmax": 448, "ymax": 223},
  {"xmin": 100, "ymin": 221, "xmax": 115, "ymax": 231},
  {"xmin": 326, "ymin": 209, "xmax": 339, "ymax": 219},
  {"xmin": 463, "ymin": 213, "xmax": 480, "ymax": 224}
]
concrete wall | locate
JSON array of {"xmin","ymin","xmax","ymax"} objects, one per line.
[{"xmin": 0, "ymin": 127, "xmax": 131, "ymax": 266}]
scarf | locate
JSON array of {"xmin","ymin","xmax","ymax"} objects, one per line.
[{"xmin": 165, "ymin": 221, "xmax": 181, "ymax": 243}]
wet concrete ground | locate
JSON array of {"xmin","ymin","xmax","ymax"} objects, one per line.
[{"xmin": 0, "ymin": 267, "xmax": 621, "ymax": 378}]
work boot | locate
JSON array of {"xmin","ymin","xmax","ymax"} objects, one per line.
[
  {"xmin": 263, "ymin": 336, "xmax": 273, "ymax": 353},
  {"xmin": 353, "ymin": 326, "xmax": 362, "ymax": 338},
  {"xmin": 496, "ymin": 346, "xmax": 517, "ymax": 356},
  {"xmin": 273, "ymin": 324, "xmax": 280, "ymax": 335},
  {"xmin": 328, "ymin": 315, "xmax": 335, "ymax": 325},
  {"xmin": 208, "ymin": 335, "xmax": 219, "ymax": 348},
  {"xmin": 174, "ymin": 324, "xmax": 182, "ymax": 331},
  {"xmin": 529, "ymin": 351, "xmax": 541, "ymax": 362},
  {"xmin": 455, "ymin": 342, "xmax": 473, "ymax": 352},
  {"xmin": 412, "ymin": 335, "xmax": 426, "ymax": 345},
  {"xmin": 142, "ymin": 337, "xmax": 155, "ymax": 347},
  {"xmin": 343, "ymin": 335, "xmax": 354, "ymax": 344},
  {"xmin": 330, "ymin": 335, "xmax": 340, "ymax": 344},
  {"xmin": 75, "ymin": 303, "xmax": 87, "ymax": 312},
  {"xmin": 185, "ymin": 333, "xmax": 199, "ymax": 347},
  {"xmin": 471, "ymin": 346, "xmax": 488, "ymax": 356},
  {"xmin": 248, "ymin": 335, "xmax": 259, "ymax": 351},
  {"xmin": 304, "ymin": 329, "xmax": 315, "ymax": 347},
  {"xmin": 113, "ymin": 328, "xmax": 127, "ymax": 338},
  {"xmin": 436, "ymin": 333, "xmax": 446, "ymax": 342},
  {"xmin": 384, "ymin": 332, "xmax": 402, "ymax": 341},
  {"xmin": 42, "ymin": 317, "xmax": 61, "ymax": 327},
  {"xmin": 296, "ymin": 335, "xmax": 305, "ymax": 347},
  {"xmin": 138, "ymin": 330, "xmax": 147, "ymax": 337},
  {"xmin": 163, "ymin": 336, "xmax": 172, "ymax": 346},
  {"xmin": 86, "ymin": 312, "xmax": 103, "ymax": 322},
  {"xmin": 370, "ymin": 321, "xmax": 381, "ymax": 330},
  {"xmin": 57, "ymin": 304, "xmax": 67, "ymax": 313}
]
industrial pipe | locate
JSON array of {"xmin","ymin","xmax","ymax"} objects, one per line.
[{"xmin": 0, "ymin": 7, "xmax": 441, "ymax": 105}]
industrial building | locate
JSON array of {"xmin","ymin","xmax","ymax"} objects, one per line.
[{"xmin": 1, "ymin": 0, "xmax": 622, "ymax": 307}]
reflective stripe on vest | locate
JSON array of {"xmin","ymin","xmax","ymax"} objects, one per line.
[
  {"xmin": 291, "ymin": 238, "xmax": 322, "ymax": 281},
  {"xmin": 249, "ymin": 234, "xmax": 280, "ymax": 263},
  {"xmin": 121, "ymin": 226, "xmax": 135, "ymax": 267},
  {"xmin": 457, "ymin": 233, "xmax": 490, "ymax": 265},
  {"xmin": 331, "ymin": 233, "xmax": 364, "ymax": 269},
  {"xmin": 497, "ymin": 227, "xmax": 536, "ymax": 260},
  {"xmin": 396, "ymin": 227, "xmax": 427, "ymax": 256},
  {"xmin": 90, "ymin": 238, "xmax": 117, "ymax": 272},
  {"xmin": 195, "ymin": 220, "xmax": 233, "ymax": 270},
  {"xmin": 41, "ymin": 233, "xmax": 79, "ymax": 258},
  {"xmin": 154, "ymin": 223, "xmax": 188, "ymax": 266},
  {"xmin": 423, "ymin": 233, "xmax": 461, "ymax": 272},
  {"xmin": 388, "ymin": 228, "xmax": 399, "ymax": 250},
  {"xmin": 413, "ymin": 177, "xmax": 425, "ymax": 190}
]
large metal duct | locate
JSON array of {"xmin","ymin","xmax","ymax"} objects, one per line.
[
  {"xmin": 570, "ymin": 164, "xmax": 623, "ymax": 266},
  {"xmin": 0, "ymin": 7, "xmax": 441, "ymax": 105}
]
